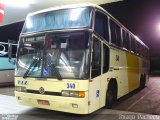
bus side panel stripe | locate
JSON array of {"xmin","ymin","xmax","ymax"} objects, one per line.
[{"xmin": 126, "ymin": 53, "xmax": 140, "ymax": 92}]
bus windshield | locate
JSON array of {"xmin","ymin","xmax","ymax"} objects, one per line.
[
  {"xmin": 16, "ymin": 31, "xmax": 90, "ymax": 79},
  {"xmin": 22, "ymin": 7, "xmax": 92, "ymax": 33}
]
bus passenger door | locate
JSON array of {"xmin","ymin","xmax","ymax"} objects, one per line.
[{"xmin": 88, "ymin": 36, "xmax": 102, "ymax": 113}]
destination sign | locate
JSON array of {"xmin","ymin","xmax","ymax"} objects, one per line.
[{"xmin": 25, "ymin": 36, "xmax": 45, "ymax": 42}]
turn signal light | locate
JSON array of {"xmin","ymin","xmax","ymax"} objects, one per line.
[
  {"xmin": 15, "ymin": 86, "xmax": 27, "ymax": 92},
  {"xmin": 78, "ymin": 91, "xmax": 85, "ymax": 98}
]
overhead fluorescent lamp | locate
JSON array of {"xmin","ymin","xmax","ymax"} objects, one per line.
[{"xmin": 1, "ymin": 0, "xmax": 34, "ymax": 8}]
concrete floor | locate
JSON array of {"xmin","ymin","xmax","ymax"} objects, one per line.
[
  {"xmin": 113, "ymin": 77, "xmax": 160, "ymax": 115},
  {"xmin": 0, "ymin": 86, "xmax": 14, "ymax": 96},
  {"xmin": 0, "ymin": 95, "xmax": 144, "ymax": 120},
  {"xmin": 0, "ymin": 77, "xmax": 160, "ymax": 120}
]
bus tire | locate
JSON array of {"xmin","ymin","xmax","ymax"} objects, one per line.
[
  {"xmin": 105, "ymin": 81, "xmax": 117, "ymax": 109},
  {"xmin": 140, "ymin": 75, "xmax": 146, "ymax": 89}
]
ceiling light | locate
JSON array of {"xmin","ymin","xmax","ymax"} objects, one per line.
[{"xmin": 1, "ymin": 0, "xmax": 34, "ymax": 8}]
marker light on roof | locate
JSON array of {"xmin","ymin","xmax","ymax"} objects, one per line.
[{"xmin": 1, "ymin": 0, "xmax": 34, "ymax": 8}]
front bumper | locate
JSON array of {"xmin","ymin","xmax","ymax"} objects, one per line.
[{"xmin": 15, "ymin": 91, "xmax": 89, "ymax": 114}]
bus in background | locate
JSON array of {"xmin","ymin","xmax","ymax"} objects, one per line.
[
  {"xmin": 0, "ymin": 41, "xmax": 17, "ymax": 86},
  {"xmin": 10, "ymin": 3, "xmax": 149, "ymax": 114}
]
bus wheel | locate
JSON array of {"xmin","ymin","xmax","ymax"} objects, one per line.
[
  {"xmin": 105, "ymin": 87, "xmax": 115, "ymax": 109},
  {"xmin": 140, "ymin": 75, "xmax": 146, "ymax": 89}
]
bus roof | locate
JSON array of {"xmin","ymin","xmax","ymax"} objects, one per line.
[{"xmin": 27, "ymin": 3, "xmax": 101, "ymax": 17}]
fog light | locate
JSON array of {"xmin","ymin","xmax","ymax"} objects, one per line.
[
  {"xmin": 72, "ymin": 103, "xmax": 78, "ymax": 108},
  {"xmin": 15, "ymin": 86, "xmax": 27, "ymax": 92}
]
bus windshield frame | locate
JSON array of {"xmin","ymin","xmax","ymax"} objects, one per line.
[{"xmin": 15, "ymin": 31, "xmax": 91, "ymax": 80}]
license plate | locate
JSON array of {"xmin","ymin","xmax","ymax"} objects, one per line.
[{"xmin": 37, "ymin": 99, "xmax": 50, "ymax": 105}]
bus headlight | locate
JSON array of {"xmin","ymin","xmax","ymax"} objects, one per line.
[
  {"xmin": 61, "ymin": 90, "xmax": 85, "ymax": 98},
  {"xmin": 15, "ymin": 86, "xmax": 27, "ymax": 92},
  {"xmin": 61, "ymin": 90, "xmax": 70, "ymax": 97}
]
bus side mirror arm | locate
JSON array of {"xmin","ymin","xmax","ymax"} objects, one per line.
[{"xmin": 8, "ymin": 40, "xmax": 16, "ymax": 65}]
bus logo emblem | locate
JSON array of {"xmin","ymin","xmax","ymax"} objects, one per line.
[
  {"xmin": 18, "ymin": 80, "xmax": 28, "ymax": 85},
  {"xmin": 39, "ymin": 87, "xmax": 45, "ymax": 94}
]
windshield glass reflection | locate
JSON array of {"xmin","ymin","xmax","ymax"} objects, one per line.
[{"xmin": 16, "ymin": 31, "xmax": 90, "ymax": 79}]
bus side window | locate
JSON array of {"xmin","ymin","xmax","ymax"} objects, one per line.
[
  {"xmin": 91, "ymin": 37, "xmax": 101, "ymax": 78},
  {"xmin": 110, "ymin": 19, "xmax": 121, "ymax": 47},
  {"xmin": 131, "ymin": 36, "xmax": 135, "ymax": 53},
  {"xmin": 110, "ymin": 19, "xmax": 116, "ymax": 45},
  {"xmin": 122, "ymin": 30, "xmax": 130, "ymax": 51},
  {"xmin": 142, "ymin": 46, "xmax": 145, "ymax": 57},
  {"xmin": 139, "ymin": 43, "xmax": 142, "ymax": 57},
  {"xmin": 135, "ymin": 41, "xmax": 139, "ymax": 55},
  {"xmin": 126, "ymin": 33, "xmax": 130, "ymax": 50},
  {"xmin": 94, "ymin": 11, "xmax": 109, "ymax": 42},
  {"xmin": 122, "ymin": 30, "xmax": 127, "ymax": 49},
  {"xmin": 103, "ymin": 44, "xmax": 109, "ymax": 73},
  {"xmin": 116, "ymin": 24, "xmax": 121, "ymax": 47}
]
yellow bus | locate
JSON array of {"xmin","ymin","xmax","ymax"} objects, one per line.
[{"xmin": 13, "ymin": 3, "xmax": 149, "ymax": 114}]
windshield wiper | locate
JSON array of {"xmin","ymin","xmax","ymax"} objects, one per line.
[
  {"xmin": 50, "ymin": 63, "xmax": 62, "ymax": 80},
  {"xmin": 45, "ymin": 56, "xmax": 62, "ymax": 80},
  {"xmin": 23, "ymin": 58, "xmax": 39, "ymax": 79}
]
